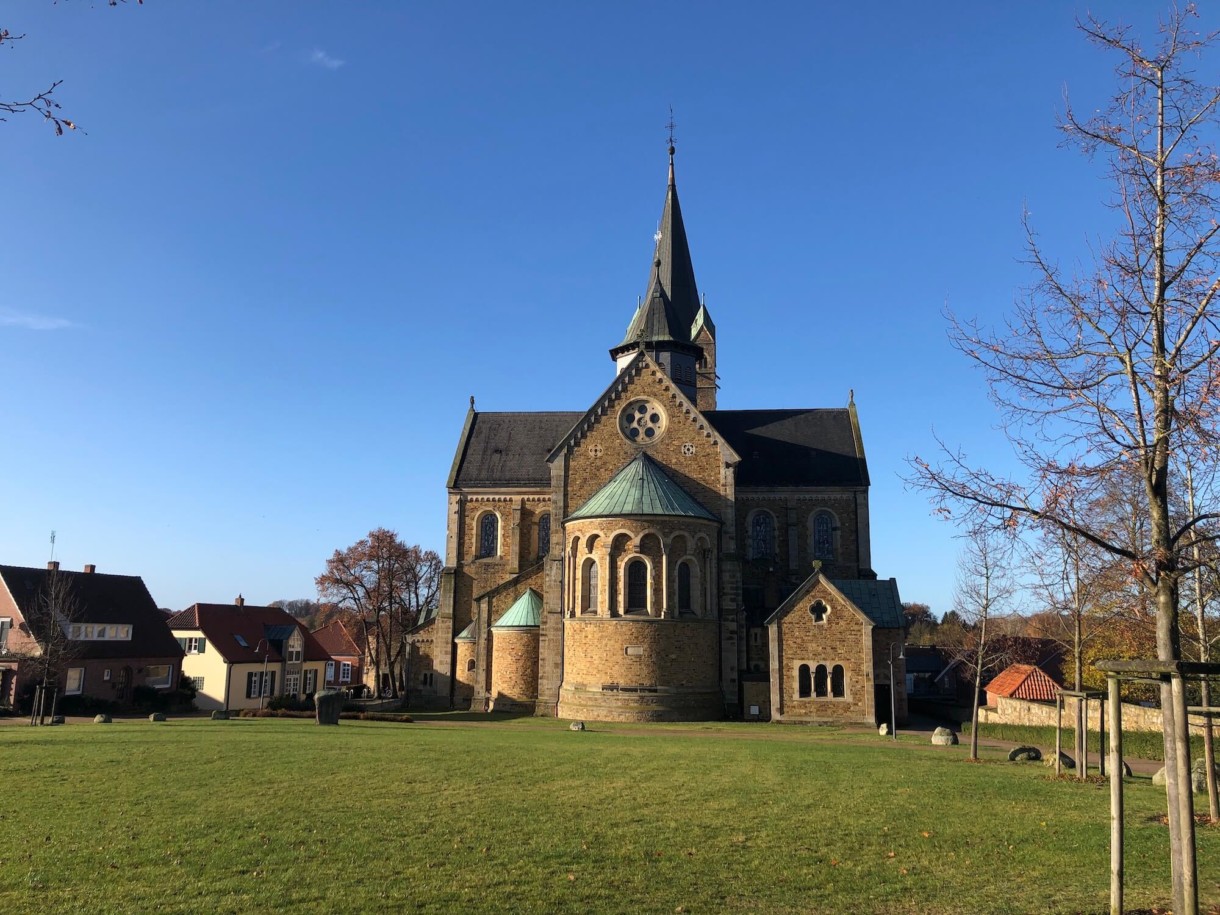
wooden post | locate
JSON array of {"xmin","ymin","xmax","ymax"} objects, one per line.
[
  {"xmin": 1108, "ymin": 675, "xmax": 1123, "ymax": 915},
  {"xmin": 1099, "ymin": 695, "xmax": 1106, "ymax": 779},
  {"xmin": 1055, "ymin": 694, "xmax": 1063, "ymax": 777}
]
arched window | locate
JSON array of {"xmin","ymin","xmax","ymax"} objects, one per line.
[
  {"xmin": 750, "ymin": 512, "xmax": 775, "ymax": 560},
  {"xmin": 813, "ymin": 512, "xmax": 835, "ymax": 560},
  {"xmin": 798, "ymin": 664, "xmax": 812, "ymax": 698},
  {"xmin": 478, "ymin": 513, "xmax": 498, "ymax": 558},
  {"xmin": 831, "ymin": 664, "xmax": 845, "ymax": 698},
  {"xmin": 677, "ymin": 562, "xmax": 692, "ymax": 611},
  {"xmin": 626, "ymin": 559, "xmax": 648, "ymax": 613},
  {"xmin": 814, "ymin": 664, "xmax": 829, "ymax": 698},
  {"xmin": 581, "ymin": 558, "xmax": 599, "ymax": 614},
  {"xmin": 466, "ymin": 658, "xmax": 476, "ymax": 673},
  {"xmin": 537, "ymin": 513, "xmax": 550, "ymax": 558},
  {"xmin": 810, "ymin": 600, "xmax": 827, "ymax": 624}
]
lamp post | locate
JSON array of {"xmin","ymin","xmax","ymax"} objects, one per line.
[
  {"xmin": 888, "ymin": 642, "xmax": 905, "ymax": 741},
  {"xmin": 255, "ymin": 639, "xmax": 270, "ymax": 710}
]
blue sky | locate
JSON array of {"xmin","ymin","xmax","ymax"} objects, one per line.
[{"xmin": 1, "ymin": 2, "xmax": 1205, "ymax": 614}]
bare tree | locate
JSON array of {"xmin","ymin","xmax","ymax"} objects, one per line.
[
  {"xmin": 1183, "ymin": 457, "xmax": 1220, "ymax": 821},
  {"xmin": 17, "ymin": 566, "xmax": 83, "ymax": 724},
  {"xmin": 2, "ymin": 1, "xmax": 140, "ymax": 134},
  {"xmin": 952, "ymin": 526, "xmax": 1017, "ymax": 760},
  {"xmin": 910, "ymin": 12, "xmax": 1220, "ymax": 907},
  {"xmin": 316, "ymin": 529, "xmax": 441, "ymax": 698}
]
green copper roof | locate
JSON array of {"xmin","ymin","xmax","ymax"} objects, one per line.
[
  {"xmin": 454, "ymin": 622, "xmax": 476, "ymax": 641},
  {"xmin": 568, "ymin": 452, "xmax": 717, "ymax": 522},
  {"xmin": 492, "ymin": 588, "xmax": 542, "ymax": 629}
]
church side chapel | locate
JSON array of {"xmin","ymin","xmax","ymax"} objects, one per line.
[{"xmin": 408, "ymin": 141, "xmax": 907, "ymax": 724}]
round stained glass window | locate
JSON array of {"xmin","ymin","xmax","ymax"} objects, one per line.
[{"xmin": 619, "ymin": 398, "xmax": 667, "ymax": 444}]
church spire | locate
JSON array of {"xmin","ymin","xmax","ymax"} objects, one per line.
[
  {"xmin": 610, "ymin": 129, "xmax": 717, "ymax": 406},
  {"xmin": 612, "ymin": 138, "xmax": 703, "ymax": 355}
]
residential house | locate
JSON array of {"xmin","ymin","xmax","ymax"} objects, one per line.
[
  {"xmin": 167, "ymin": 597, "xmax": 329, "ymax": 712},
  {"xmin": 0, "ymin": 561, "xmax": 184, "ymax": 710},
  {"xmin": 311, "ymin": 618, "xmax": 365, "ymax": 695}
]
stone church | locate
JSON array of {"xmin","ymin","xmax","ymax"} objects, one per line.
[{"xmin": 408, "ymin": 146, "xmax": 907, "ymax": 724}]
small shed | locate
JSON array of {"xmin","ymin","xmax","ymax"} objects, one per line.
[{"xmin": 985, "ymin": 663, "xmax": 1060, "ymax": 706}]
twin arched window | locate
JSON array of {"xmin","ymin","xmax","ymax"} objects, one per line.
[
  {"xmin": 478, "ymin": 513, "xmax": 499, "ymax": 558},
  {"xmin": 750, "ymin": 512, "xmax": 775, "ymax": 560}
]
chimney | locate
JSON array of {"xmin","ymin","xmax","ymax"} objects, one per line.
[
  {"xmin": 47, "ymin": 560, "xmax": 59, "ymax": 572},
  {"xmin": 84, "ymin": 564, "xmax": 96, "ymax": 574},
  {"xmin": 235, "ymin": 594, "xmax": 245, "ymax": 607}
]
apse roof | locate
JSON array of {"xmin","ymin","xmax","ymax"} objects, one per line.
[
  {"xmin": 567, "ymin": 452, "xmax": 717, "ymax": 522},
  {"xmin": 492, "ymin": 589, "xmax": 542, "ymax": 629}
]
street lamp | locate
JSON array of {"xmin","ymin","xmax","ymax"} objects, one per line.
[
  {"xmin": 255, "ymin": 639, "xmax": 270, "ymax": 710},
  {"xmin": 888, "ymin": 642, "xmax": 905, "ymax": 741}
]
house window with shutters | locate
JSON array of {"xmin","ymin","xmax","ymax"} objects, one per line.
[
  {"xmin": 304, "ymin": 669, "xmax": 317, "ymax": 694},
  {"xmin": 284, "ymin": 673, "xmax": 300, "ymax": 697}
]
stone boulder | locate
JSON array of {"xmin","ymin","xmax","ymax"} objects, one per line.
[
  {"xmin": 1044, "ymin": 751, "xmax": 1076, "ymax": 770},
  {"xmin": 1156, "ymin": 759, "xmax": 1220, "ymax": 792},
  {"xmin": 569, "ymin": 721, "xmax": 586, "ymax": 732},
  {"xmin": 149, "ymin": 712, "xmax": 166, "ymax": 723},
  {"xmin": 878, "ymin": 723, "xmax": 889, "ymax": 737},
  {"xmin": 1009, "ymin": 746, "xmax": 1042, "ymax": 762},
  {"xmin": 315, "ymin": 689, "xmax": 343, "ymax": 726},
  {"xmin": 49, "ymin": 715, "xmax": 64, "ymax": 726},
  {"xmin": 93, "ymin": 714, "xmax": 111, "ymax": 724},
  {"xmin": 210, "ymin": 710, "xmax": 229, "ymax": 721},
  {"xmin": 931, "ymin": 727, "xmax": 958, "ymax": 746}
]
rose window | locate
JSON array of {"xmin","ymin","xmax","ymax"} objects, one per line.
[{"xmin": 619, "ymin": 399, "xmax": 667, "ymax": 443}]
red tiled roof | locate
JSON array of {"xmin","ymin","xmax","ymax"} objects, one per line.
[
  {"xmin": 311, "ymin": 619, "xmax": 361, "ymax": 659},
  {"xmin": 986, "ymin": 663, "xmax": 1060, "ymax": 702},
  {"xmin": 168, "ymin": 603, "xmax": 329, "ymax": 664}
]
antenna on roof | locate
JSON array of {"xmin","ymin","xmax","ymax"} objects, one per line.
[
  {"xmin": 49, "ymin": 530, "xmax": 56, "ymax": 563},
  {"xmin": 666, "ymin": 106, "xmax": 676, "ymax": 155}
]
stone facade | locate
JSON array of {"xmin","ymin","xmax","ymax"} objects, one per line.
[{"xmin": 407, "ymin": 149, "xmax": 907, "ymax": 725}]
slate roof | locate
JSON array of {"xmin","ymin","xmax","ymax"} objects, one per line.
[
  {"xmin": 492, "ymin": 589, "xmax": 542, "ymax": 629},
  {"xmin": 167, "ymin": 603, "xmax": 330, "ymax": 664},
  {"xmin": 831, "ymin": 578, "xmax": 904, "ymax": 629},
  {"xmin": 568, "ymin": 452, "xmax": 717, "ymax": 522},
  {"xmin": 615, "ymin": 150, "xmax": 703, "ymax": 353},
  {"xmin": 312, "ymin": 619, "xmax": 361, "ymax": 659},
  {"xmin": 450, "ymin": 411, "xmax": 581, "ymax": 488},
  {"xmin": 986, "ymin": 663, "xmax": 1060, "ymax": 702},
  {"xmin": 0, "ymin": 563, "xmax": 183, "ymax": 662},
  {"xmin": 705, "ymin": 408, "xmax": 869, "ymax": 488}
]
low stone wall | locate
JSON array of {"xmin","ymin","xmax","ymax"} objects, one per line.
[{"xmin": 978, "ymin": 694, "xmax": 1208, "ymax": 735}]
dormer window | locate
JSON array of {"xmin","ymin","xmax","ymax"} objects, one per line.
[{"xmin": 287, "ymin": 631, "xmax": 303, "ymax": 663}]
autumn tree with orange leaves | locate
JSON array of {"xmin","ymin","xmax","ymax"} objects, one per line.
[
  {"xmin": 316, "ymin": 529, "xmax": 441, "ymax": 699},
  {"xmin": 911, "ymin": 10, "xmax": 1220, "ymax": 912}
]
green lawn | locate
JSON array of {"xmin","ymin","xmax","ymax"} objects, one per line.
[{"xmin": 1, "ymin": 716, "xmax": 1216, "ymax": 914}]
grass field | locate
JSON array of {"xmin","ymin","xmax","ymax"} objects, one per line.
[{"xmin": 1, "ymin": 715, "xmax": 1217, "ymax": 914}]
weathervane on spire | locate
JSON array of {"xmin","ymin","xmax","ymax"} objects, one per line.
[{"xmin": 666, "ymin": 106, "xmax": 676, "ymax": 157}]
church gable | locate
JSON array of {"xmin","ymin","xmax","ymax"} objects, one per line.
[
  {"xmin": 553, "ymin": 352, "xmax": 738, "ymax": 523},
  {"xmin": 766, "ymin": 572, "xmax": 877, "ymax": 724}
]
